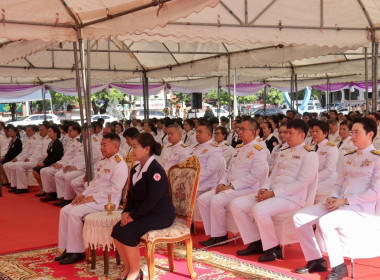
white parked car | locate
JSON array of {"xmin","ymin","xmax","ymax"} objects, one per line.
[
  {"xmin": 91, "ymin": 114, "xmax": 119, "ymax": 124},
  {"xmin": 337, "ymin": 107, "xmax": 350, "ymax": 115},
  {"xmin": 304, "ymin": 105, "xmax": 326, "ymax": 115},
  {"xmin": 212, "ymin": 108, "xmax": 230, "ymax": 118},
  {"xmin": 8, "ymin": 114, "xmax": 60, "ymax": 126}
]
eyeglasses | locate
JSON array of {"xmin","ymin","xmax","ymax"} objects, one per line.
[{"xmin": 237, "ymin": 128, "xmax": 253, "ymax": 132}]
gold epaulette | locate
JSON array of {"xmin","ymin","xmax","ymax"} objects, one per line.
[
  {"xmin": 327, "ymin": 142, "xmax": 335, "ymax": 147},
  {"xmin": 100, "ymin": 156, "xmax": 106, "ymax": 161},
  {"xmin": 254, "ymin": 144, "xmax": 263, "ymax": 151},
  {"xmin": 236, "ymin": 143, "xmax": 244, "ymax": 148},
  {"xmin": 33, "ymin": 136, "xmax": 37, "ymax": 140},
  {"xmin": 304, "ymin": 145, "xmax": 314, "ymax": 152},
  {"xmin": 115, "ymin": 155, "xmax": 122, "ymax": 163},
  {"xmin": 193, "ymin": 144, "xmax": 199, "ymax": 148},
  {"xmin": 93, "ymin": 136, "xmax": 98, "ymax": 142},
  {"xmin": 344, "ymin": 150, "xmax": 357, "ymax": 156},
  {"xmin": 371, "ymin": 150, "xmax": 380, "ymax": 156},
  {"xmin": 167, "ymin": 144, "xmax": 173, "ymax": 147},
  {"xmin": 211, "ymin": 142, "xmax": 218, "ymax": 148},
  {"xmin": 191, "ymin": 132, "xmax": 195, "ymax": 135},
  {"xmin": 280, "ymin": 146, "xmax": 290, "ymax": 151},
  {"xmin": 181, "ymin": 143, "xmax": 187, "ymax": 148},
  {"xmin": 224, "ymin": 142, "xmax": 230, "ymax": 146}
]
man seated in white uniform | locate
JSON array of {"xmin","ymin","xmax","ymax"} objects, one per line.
[
  {"xmin": 55, "ymin": 133, "xmax": 128, "ymax": 265},
  {"xmin": 55, "ymin": 125, "xmax": 102, "ymax": 207},
  {"xmin": 268, "ymin": 123, "xmax": 288, "ymax": 174},
  {"xmin": 213, "ymin": 126, "xmax": 235, "ymax": 168},
  {"xmin": 293, "ymin": 117, "xmax": 380, "ymax": 280},
  {"xmin": 3, "ymin": 125, "xmax": 38, "ymax": 187},
  {"xmin": 328, "ymin": 119, "xmax": 340, "ymax": 145},
  {"xmin": 189, "ymin": 122, "xmax": 224, "ymax": 197},
  {"xmin": 40, "ymin": 123, "xmax": 82, "ymax": 202},
  {"xmin": 198, "ymin": 119, "xmax": 268, "ymax": 247},
  {"xmin": 230, "ymin": 119, "xmax": 319, "ymax": 261},
  {"xmin": 310, "ymin": 121, "xmax": 339, "ymax": 203},
  {"xmin": 336, "ymin": 121, "xmax": 355, "ymax": 154},
  {"xmin": 9, "ymin": 124, "xmax": 51, "ymax": 193},
  {"xmin": 159, "ymin": 124, "xmax": 190, "ymax": 173}
]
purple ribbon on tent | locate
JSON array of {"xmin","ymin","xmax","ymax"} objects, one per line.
[
  {"xmin": 109, "ymin": 83, "xmax": 165, "ymax": 97},
  {"xmin": 47, "ymin": 84, "xmax": 108, "ymax": 96},
  {"xmin": 221, "ymin": 83, "xmax": 266, "ymax": 96},
  {"xmin": 0, "ymin": 84, "xmax": 44, "ymax": 99}
]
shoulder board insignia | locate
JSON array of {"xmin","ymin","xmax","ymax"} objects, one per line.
[
  {"xmin": 211, "ymin": 142, "xmax": 218, "ymax": 148},
  {"xmin": 100, "ymin": 156, "xmax": 106, "ymax": 161},
  {"xmin": 181, "ymin": 143, "xmax": 187, "ymax": 148},
  {"xmin": 344, "ymin": 150, "xmax": 357, "ymax": 156},
  {"xmin": 236, "ymin": 143, "xmax": 244, "ymax": 148},
  {"xmin": 327, "ymin": 142, "xmax": 335, "ymax": 147},
  {"xmin": 167, "ymin": 144, "xmax": 173, "ymax": 147},
  {"xmin": 115, "ymin": 155, "xmax": 122, "ymax": 163},
  {"xmin": 191, "ymin": 132, "xmax": 194, "ymax": 135},
  {"xmin": 280, "ymin": 146, "xmax": 290, "ymax": 151},
  {"xmin": 224, "ymin": 142, "xmax": 230, "ymax": 146},
  {"xmin": 304, "ymin": 145, "xmax": 314, "ymax": 152},
  {"xmin": 254, "ymin": 144, "xmax": 263, "ymax": 151},
  {"xmin": 93, "ymin": 136, "xmax": 98, "ymax": 142},
  {"xmin": 258, "ymin": 138, "xmax": 263, "ymax": 142},
  {"xmin": 193, "ymin": 144, "xmax": 199, "ymax": 148},
  {"xmin": 371, "ymin": 150, "xmax": 380, "ymax": 156},
  {"xmin": 33, "ymin": 136, "xmax": 37, "ymax": 140},
  {"xmin": 76, "ymin": 138, "xmax": 80, "ymax": 142}
]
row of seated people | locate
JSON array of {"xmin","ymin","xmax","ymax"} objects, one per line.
[{"xmin": 9, "ymin": 113, "xmax": 380, "ymax": 280}]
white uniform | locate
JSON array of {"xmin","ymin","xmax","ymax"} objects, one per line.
[
  {"xmin": 3, "ymin": 135, "xmax": 38, "ymax": 184},
  {"xmin": 198, "ymin": 139, "xmax": 268, "ymax": 237},
  {"xmin": 0, "ymin": 136, "xmax": 10, "ymax": 158},
  {"xmin": 293, "ymin": 145, "xmax": 380, "ymax": 267},
  {"xmin": 227, "ymin": 131, "xmax": 238, "ymax": 145},
  {"xmin": 217, "ymin": 140, "xmax": 235, "ymax": 168},
  {"xmin": 13, "ymin": 135, "xmax": 51, "ymax": 189},
  {"xmin": 304, "ymin": 134, "xmax": 313, "ymax": 146},
  {"xmin": 190, "ymin": 139, "xmax": 224, "ymax": 196},
  {"xmin": 56, "ymin": 136, "xmax": 102, "ymax": 200},
  {"xmin": 58, "ymin": 153, "xmax": 128, "ymax": 253},
  {"xmin": 373, "ymin": 127, "xmax": 380, "ymax": 150},
  {"xmin": 268, "ymin": 142, "xmax": 288, "ymax": 172},
  {"xmin": 182, "ymin": 129, "xmax": 197, "ymax": 148},
  {"xmin": 328, "ymin": 130, "xmax": 341, "ymax": 144},
  {"xmin": 230, "ymin": 143, "xmax": 319, "ymax": 250},
  {"xmin": 311, "ymin": 139, "xmax": 339, "ymax": 203},
  {"xmin": 60, "ymin": 134, "xmax": 71, "ymax": 152},
  {"xmin": 159, "ymin": 141, "xmax": 190, "ymax": 173},
  {"xmin": 41, "ymin": 135, "xmax": 81, "ymax": 194}
]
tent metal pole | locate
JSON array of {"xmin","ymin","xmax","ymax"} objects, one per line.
[
  {"xmin": 42, "ymin": 88, "xmax": 46, "ymax": 121},
  {"xmin": 263, "ymin": 85, "xmax": 267, "ymax": 114},
  {"xmin": 84, "ymin": 39, "xmax": 94, "ymax": 182},
  {"xmin": 372, "ymin": 41, "xmax": 376, "ymax": 112},
  {"xmin": 374, "ymin": 43, "xmax": 379, "ymax": 111},
  {"xmin": 217, "ymin": 77, "xmax": 221, "ymax": 119},
  {"xmin": 142, "ymin": 71, "xmax": 149, "ymax": 120},
  {"xmin": 295, "ymin": 74, "xmax": 299, "ymax": 113},
  {"xmin": 73, "ymin": 42, "xmax": 86, "ymax": 128},
  {"xmin": 326, "ymin": 77, "xmax": 330, "ymax": 111},
  {"xmin": 290, "ymin": 74, "xmax": 294, "ymax": 110},
  {"xmin": 233, "ymin": 68, "xmax": 237, "ymax": 117},
  {"xmin": 227, "ymin": 54, "xmax": 231, "ymax": 120},
  {"xmin": 365, "ymin": 47, "xmax": 369, "ymax": 114}
]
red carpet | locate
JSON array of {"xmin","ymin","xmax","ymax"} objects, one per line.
[{"xmin": 1, "ymin": 185, "xmax": 380, "ymax": 279}]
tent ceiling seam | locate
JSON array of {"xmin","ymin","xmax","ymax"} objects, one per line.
[
  {"xmin": 162, "ymin": 43, "xmax": 180, "ymax": 65},
  {"xmin": 248, "ymin": 0, "xmax": 277, "ymax": 26}
]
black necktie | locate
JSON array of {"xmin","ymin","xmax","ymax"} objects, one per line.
[
  {"xmin": 184, "ymin": 134, "xmax": 188, "ymax": 143},
  {"xmin": 338, "ymin": 141, "xmax": 343, "ymax": 148},
  {"xmin": 315, "ymin": 144, "xmax": 319, "ymax": 152}
]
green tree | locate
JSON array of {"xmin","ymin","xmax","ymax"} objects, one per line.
[{"xmin": 266, "ymin": 87, "xmax": 284, "ymax": 105}]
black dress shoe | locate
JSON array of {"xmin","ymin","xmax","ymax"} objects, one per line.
[
  {"xmin": 8, "ymin": 187, "xmax": 17, "ymax": 193},
  {"xmin": 237, "ymin": 240, "xmax": 263, "ymax": 256},
  {"xmin": 296, "ymin": 258, "xmax": 328, "ymax": 274},
  {"xmin": 134, "ymin": 269, "xmax": 143, "ymax": 280},
  {"xmin": 200, "ymin": 234, "xmax": 229, "ymax": 247},
  {"xmin": 14, "ymin": 189, "xmax": 29, "ymax": 194},
  {"xmin": 59, "ymin": 252, "xmax": 86, "ymax": 265},
  {"xmin": 54, "ymin": 250, "xmax": 67, "ymax": 261},
  {"xmin": 40, "ymin": 193, "xmax": 58, "ymax": 202},
  {"xmin": 258, "ymin": 245, "xmax": 283, "ymax": 262},
  {"xmin": 326, "ymin": 263, "xmax": 348, "ymax": 280},
  {"xmin": 35, "ymin": 192, "xmax": 46, "ymax": 197},
  {"xmin": 199, "ymin": 237, "xmax": 215, "ymax": 246}
]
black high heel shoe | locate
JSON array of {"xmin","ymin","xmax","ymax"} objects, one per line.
[{"xmin": 135, "ymin": 270, "xmax": 143, "ymax": 280}]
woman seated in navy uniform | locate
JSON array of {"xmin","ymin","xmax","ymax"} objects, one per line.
[
  {"xmin": 32, "ymin": 124, "xmax": 64, "ymax": 195},
  {"xmin": 260, "ymin": 121, "xmax": 279, "ymax": 153},
  {"xmin": 112, "ymin": 133, "xmax": 175, "ymax": 280},
  {"xmin": 1, "ymin": 125, "xmax": 22, "ymax": 164}
]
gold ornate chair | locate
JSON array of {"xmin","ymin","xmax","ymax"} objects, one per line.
[
  {"xmin": 83, "ymin": 154, "xmax": 134, "ymax": 275},
  {"xmin": 140, "ymin": 156, "xmax": 201, "ymax": 280}
]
